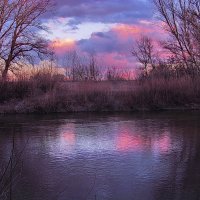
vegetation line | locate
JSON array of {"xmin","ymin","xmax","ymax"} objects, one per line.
[{"xmin": 0, "ymin": 0, "xmax": 200, "ymax": 113}]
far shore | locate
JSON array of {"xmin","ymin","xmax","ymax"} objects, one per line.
[
  {"xmin": 1, "ymin": 103, "xmax": 200, "ymax": 114},
  {"xmin": 1, "ymin": 78, "xmax": 200, "ymax": 114}
]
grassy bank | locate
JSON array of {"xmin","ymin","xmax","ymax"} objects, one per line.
[{"xmin": 0, "ymin": 76, "xmax": 200, "ymax": 114}]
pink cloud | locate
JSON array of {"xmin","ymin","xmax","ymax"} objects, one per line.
[
  {"xmin": 50, "ymin": 39, "xmax": 76, "ymax": 55},
  {"xmin": 50, "ymin": 21, "xmax": 167, "ymax": 68},
  {"xmin": 98, "ymin": 52, "xmax": 134, "ymax": 67}
]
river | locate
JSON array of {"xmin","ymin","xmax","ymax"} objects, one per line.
[{"xmin": 0, "ymin": 112, "xmax": 200, "ymax": 200}]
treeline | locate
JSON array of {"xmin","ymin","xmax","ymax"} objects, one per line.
[{"xmin": 64, "ymin": 51, "xmax": 134, "ymax": 81}]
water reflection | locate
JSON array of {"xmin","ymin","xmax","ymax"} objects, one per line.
[
  {"xmin": 63, "ymin": 131, "xmax": 76, "ymax": 144},
  {"xmin": 152, "ymin": 132, "xmax": 171, "ymax": 154},
  {"xmin": 0, "ymin": 112, "xmax": 200, "ymax": 200},
  {"xmin": 116, "ymin": 125, "xmax": 171, "ymax": 154},
  {"xmin": 62, "ymin": 123, "xmax": 76, "ymax": 146},
  {"xmin": 116, "ymin": 132, "xmax": 145, "ymax": 151}
]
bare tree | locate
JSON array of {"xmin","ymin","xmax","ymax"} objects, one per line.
[
  {"xmin": 154, "ymin": 0, "xmax": 200, "ymax": 74},
  {"xmin": 65, "ymin": 51, "xmax": 102, "ymax": 81},
  {"xmin": 89, "ymin": 54, "xmax": 101, "ymax": 81},
  {"xmin": 132, "ymin": 36, "xmax": 157, "ymax": 76},
  {"xmin": 65, "ymin": 51, "xmax": 85, "ymax": 81},
  {"xmin": 0, "ymin": 0, "xmax": 51, "ymax": 80}
]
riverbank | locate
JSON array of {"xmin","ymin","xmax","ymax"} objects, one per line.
[{"xmin": 0, "ymin": 77, "xmax": 200, "ymax": 114}]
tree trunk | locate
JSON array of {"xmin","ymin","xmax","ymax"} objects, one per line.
[{"xmin": 2, "ymin": 62, "xmax": 10, "ymax": 81}]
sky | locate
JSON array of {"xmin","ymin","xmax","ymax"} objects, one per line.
[{"xmin": 43, "ymin": 0, "xmax": 165, "ymax": 69}]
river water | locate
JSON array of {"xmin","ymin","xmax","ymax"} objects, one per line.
[{"xmin": 0, "ymin": 112, "xmax": 200, "ymax": 200}]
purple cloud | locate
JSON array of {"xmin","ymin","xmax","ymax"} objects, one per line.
[
  {"xmin": 51, "ymin": 0, "xmax": 153, "ymax": 25},
  {"xmin": 77, "ymin": 31, "xmax": 130, "ymax": 54}
]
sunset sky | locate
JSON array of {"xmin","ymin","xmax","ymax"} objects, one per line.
[{"xmin": 44, "ymin": 0, "xmax": 165, "ymax": 68}]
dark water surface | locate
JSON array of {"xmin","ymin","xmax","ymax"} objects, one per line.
[{"xmin": 0, "ymin": 112, "xmax": 200, "ymax": 200}]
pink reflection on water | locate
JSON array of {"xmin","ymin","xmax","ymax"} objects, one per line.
[
  {"xmin": 63, "ymin": 131, "xmax": 75, "ymax": 145},
  {"xmin": 62, "ymin": 124, "xmax": 76, "ymax": 145},
  {"xmin": 116, "ymin": 126, "xmax": 171, "ymax": 154},
  {"xmin": 152, "ymin": 132, "xmax": 171, "ymax": 154},
  {"xmin": 116, "ymin": 132, "xmax": 146, "ymax": 151}
]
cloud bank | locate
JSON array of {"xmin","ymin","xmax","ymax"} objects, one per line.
[
  {"xmin": 51, "ymin": 0, "xmax": 154, "ymax": 26},
  {"xmin": 51, "ymin": 21, "xmax": 166, "ymax": 68}
]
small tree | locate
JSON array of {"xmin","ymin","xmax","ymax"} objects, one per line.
[
  {"xmin": 132, "ymin": 36, "xmax": 157, "ymax": 76},
  {"xmin": 89, "ymin": 54, "xmax": 100, "ymax": 81},
  {"xmin": 0, "ymin": 0, "xmax": 51, "ymax": 80}
]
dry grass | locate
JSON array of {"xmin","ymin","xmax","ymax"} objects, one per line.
[
  {"xmin": 136, "ymin": 76, "xmax": 200, "ymax": 107},
  {"xmin": 0, "ymin": 76, "xmax": 200, "ymax": 113}
]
